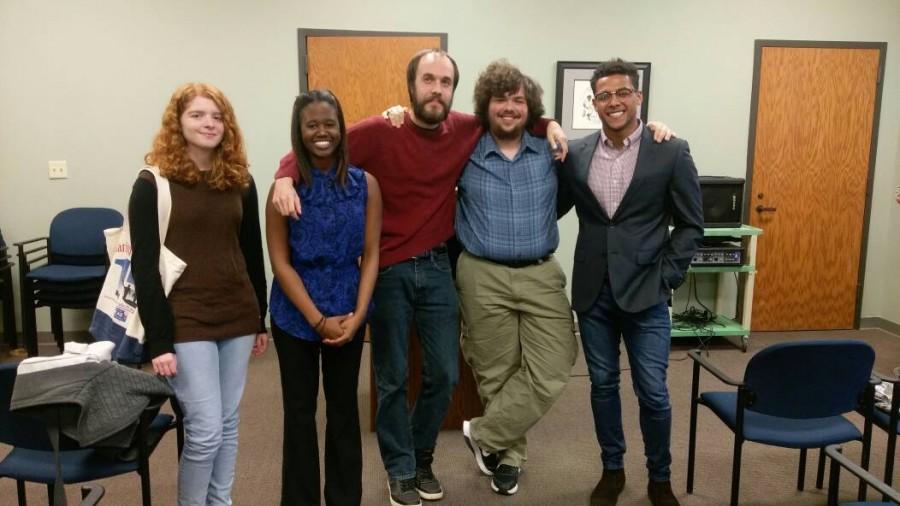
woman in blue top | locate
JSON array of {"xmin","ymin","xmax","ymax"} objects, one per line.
[{"xmin": 266, "ymin": 90, "xmax": 382, "ymax": 506}]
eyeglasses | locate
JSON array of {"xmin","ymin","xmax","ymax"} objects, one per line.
[{"xmin": 594, "ymin": 88, "xmax": 636, "ymax": 103}]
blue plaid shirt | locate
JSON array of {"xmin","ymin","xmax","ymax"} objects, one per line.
[{"xmin": 456, "ymin": 131, "xmax": 559, "ymax": 262}]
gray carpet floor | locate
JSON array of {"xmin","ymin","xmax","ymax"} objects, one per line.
[{"xmin": 2, "ymin": 328, "xmax": 898, "ymax": 505}]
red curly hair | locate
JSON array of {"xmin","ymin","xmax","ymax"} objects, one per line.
[{"xmin": 145, "ymin": 83, "xmax": 250, "ymax": 190}]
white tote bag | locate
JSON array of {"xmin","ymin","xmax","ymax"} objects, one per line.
[{"xmin": 89, "ymin": 166, "xmax": 186, "ymax": 363}]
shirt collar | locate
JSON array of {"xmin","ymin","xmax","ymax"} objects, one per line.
[
  {"xmin": 479, "ymin": 130, "xmax": 542, "ymax": 160},
  {"xmin": 600, "ymin": 119, "xmax": 644, "ymax": 149}
]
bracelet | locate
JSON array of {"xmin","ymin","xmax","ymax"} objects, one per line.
[{"xmin": 314, "ymin": 315, "xmax": 326, "ymax": 332}]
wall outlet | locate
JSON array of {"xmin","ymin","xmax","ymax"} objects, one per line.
[{"xmin": 48, "ymin": 160, "xmax": 68, "ymax": 179}]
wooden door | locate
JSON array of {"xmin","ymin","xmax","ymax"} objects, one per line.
[
  {"xmin": 298, "ymin": 29, "xmax": 483, "ymax": 430},
  {"xmin": 301, "ymin": 30, "xmax": 444, "ymax": 123},
  {"xmin": 747, "ymin": 42, "xmax": 884, "ymax": 330}
]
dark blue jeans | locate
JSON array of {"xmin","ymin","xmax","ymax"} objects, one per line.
[
  {"xmin": 577, "ymin": 281, "xmax": 673, "ymax": 482},
  {"xmin": 370, "ymin": 249, "xmax": 459, "ymax": 480}
]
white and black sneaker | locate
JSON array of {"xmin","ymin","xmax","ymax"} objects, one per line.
[
  {"xmin": 491, "ymin": 464, "xmax": 520, "ymax": 495},
  {"xmin": 414, "ymin": 464, "xmax": 443, "ymax": 501},
  {"xmin": 388, "ymin": 478, "xmax": 422, "ymax": 506},
  {"xmin": 462, "ymin": 420, "xmax": 499, "ymax": 475}
]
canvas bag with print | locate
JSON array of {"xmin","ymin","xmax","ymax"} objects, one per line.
[{"xmin": 89, "ymin": 166, "xmax": 186, "ymax": 363}]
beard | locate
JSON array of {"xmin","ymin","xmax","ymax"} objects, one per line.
[
  {"xmin": 411, "ymin": 95, "xmax": 451, "ymax": 125},
  {"xmin": 489, "ymin": 121, "xmax": 525, "ymax": 141}
]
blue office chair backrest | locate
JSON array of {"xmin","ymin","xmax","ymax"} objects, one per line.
[
  {"xmin": 744, "ymin": 339, "xmax": 875, "ymax": 419},
  {"xmin": 0, "ymin": 362, "xmax": 55, "ymax": 450},
  {"xmin": 48, "ymin": 208, "xmax": 122, "ymax": 266}
]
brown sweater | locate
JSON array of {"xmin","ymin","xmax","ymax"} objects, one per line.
[{"xmin": 129, "ymin": 170, "xmax": 267, "ymax": 358}]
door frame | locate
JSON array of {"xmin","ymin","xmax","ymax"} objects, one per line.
[
  {"xmin": 296, "ymin": 28, "xmax": 448, "ymax": 93},
  {"xmin": 744, "ymin": 39, "xmax": 886, "ymax": 329}
]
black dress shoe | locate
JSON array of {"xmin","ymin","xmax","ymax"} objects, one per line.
[
  {"xmin": 647, "ymin": 480, "xmax": 680, "ymax": 506},
  {"xmin": 590, "ymin": 469, "xmax": 625, "ymax": 506}
]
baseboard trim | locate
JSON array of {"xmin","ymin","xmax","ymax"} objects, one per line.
[{"xmin": 860, "ymin": 317, "xmax": 900, "ymax": 337}]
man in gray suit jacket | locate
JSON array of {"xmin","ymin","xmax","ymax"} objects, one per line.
[{"xmin": 557, "ymin": 58, "xmax": 703, "ymax": 506}]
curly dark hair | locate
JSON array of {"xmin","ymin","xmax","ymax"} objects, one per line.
[
  {"xmin": 473, "ymin": 59, "xmax": 544, "ymax": 130},
  {"xmin": 590, "ymin": 58, "xmax": 640, "ymax": 95}
]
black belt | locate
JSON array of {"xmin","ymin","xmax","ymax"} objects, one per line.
[
  {"xmin": 409, "ymin": 243, "xmax": 447, "ymax": 260},
  {"xmin": 479, "ymin": 254, "xmax": 552, "ymax": 269}
]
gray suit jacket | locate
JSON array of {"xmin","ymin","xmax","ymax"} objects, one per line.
[{"xmin": 558, "ymin": 128, "xmax": 704, "ymax": 314}]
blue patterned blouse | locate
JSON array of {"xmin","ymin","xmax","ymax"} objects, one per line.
[{"xmin": 269, "ymin": 165, "xmax": 369, "ymax": 341}]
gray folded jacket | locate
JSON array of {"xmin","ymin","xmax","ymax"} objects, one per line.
[{"xmin": 11, "ymin": 361, "xmax": 173, "ymax": 448}]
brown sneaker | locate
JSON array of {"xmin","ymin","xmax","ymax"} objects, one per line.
[
  {"xmin": 647, "ymin": 480, "xmax": 680, "ymax": 506},
  {"xmin": 590, "ymin": 469, "xmax": 625, "ymax": 506}
]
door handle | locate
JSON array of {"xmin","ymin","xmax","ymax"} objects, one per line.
[{"xmin": 755, "ymin": 205, "xmax": 777, "ymax": 213}]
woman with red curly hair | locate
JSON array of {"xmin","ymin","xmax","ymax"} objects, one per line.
[{"xmin": 129, "ymin": 82, "xmax": 268, "ymax": 505}]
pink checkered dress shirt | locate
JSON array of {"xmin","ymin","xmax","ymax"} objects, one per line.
[{"xmin": 587, "ymin": 121, "xmax": 644, "ymax": 218}]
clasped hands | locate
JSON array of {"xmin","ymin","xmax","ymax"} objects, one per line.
[{"xmin": 317, "ymin": 312, "xmax": 361, "ymax": 347}]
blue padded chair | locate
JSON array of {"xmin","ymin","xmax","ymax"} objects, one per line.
[
  {"xmin": 0, "ymin": 362, "xmax": 177, "ymax": 506},
  {"xmin": 826, "ymin": 444, "xmax": 900, "ymax": 506},
  {"xmin": 686, "ymin": 339, "xmax": 877, "ymax": 506},
  {"xmin": 1, "ymin": 227, "xmax": 17, "ymax": 350},
  {"xmin": 14, "ymin": 208, "xmax": 122, "ymax": 356},
  {"xmin": 869, "ymin": 370, "xmax": 900, "ymax": 493}
]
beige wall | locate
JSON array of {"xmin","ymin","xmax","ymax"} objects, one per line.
[{"xmin": 1, "ymin": 0, "xmax": 898, "ymax": 332}]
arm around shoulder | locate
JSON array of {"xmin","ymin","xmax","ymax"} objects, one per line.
[{"xmin": 272, "ymin": 152, "xmax": 302, "ymax": 218}]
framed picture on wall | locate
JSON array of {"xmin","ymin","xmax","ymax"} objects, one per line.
[{"xmin": 554, "ymin": 61, "xmax": 651, "ymax": 140}]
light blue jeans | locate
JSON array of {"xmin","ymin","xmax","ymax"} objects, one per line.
[{"xmin": 169, "ymin": 335, "xmax": 255, "ymax": 506}]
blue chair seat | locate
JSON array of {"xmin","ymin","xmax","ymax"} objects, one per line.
[
  {"xmin": 0, "ymin": 413, "xmax": 173, "ymax": 483},
  {"xmin": 26, "ymin": 264, "xmax": 107, "ymax": 283},
  {"xmin": 702, "ymin": 391, "xmax": 862, "ymax": 448}
]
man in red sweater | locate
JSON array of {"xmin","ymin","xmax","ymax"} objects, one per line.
[{"xmin": 271, "ymin": 49, "xmax": 568, "ymax": 506}]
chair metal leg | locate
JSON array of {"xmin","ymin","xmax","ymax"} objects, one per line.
[
  {"xmin": 50, "ymin": 307, "xmax": 63, "ymax": 352},
  {"xmin": 859, "ymin": 384, "xmax": 875, "ymax": 501},
  {"xmin": 138, "ymin": 411, "xmax": 152, "ymax": 506},
  {"xmin": 687, "ymin": 361, "xmax": 700, "ymax": 493},
  {"xmin": 730, "ymin": 436, "xmax": 743, "ymax": 506},
  {"xmin": 816, "ymin": 447, "xmax": 826, "ymax": 489},
  {"xmin": 20, "ymin": 284, "xmax": 37, "ymax": 356},
  {"xmin": 16, "ymin": 479, "xmax": 26, "ymax": 506},
  {"xmin": 827, "ymin": 448, "xmax": 841, "ymax": 506},
  {"xmin": 1, "ymin": 273, "xmax": 17, "ymax": 349},
  {"xmin": 798, "ymin": 448, "xmax": 807, "ymax": 490},
  {"xmin": 140, "ymin": 464, "xmax": 151, "ymax": 506},
  {"xmin": 885, "ymin": 388, "xmax": 899, "ymax": 495},
  {"xmin": 47, "ymin": 483, "xmax": 55, "ymax": 506}
]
